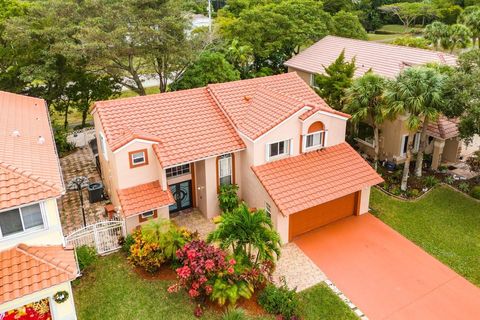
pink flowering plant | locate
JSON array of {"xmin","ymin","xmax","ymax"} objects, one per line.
[{"xmin": 168, "ymin": 240, "xmax": 254, "ymax": 312}]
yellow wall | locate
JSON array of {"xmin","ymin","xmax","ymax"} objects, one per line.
[
  {"xmin": 287, "ymin": 67, "xmax": 313, "ymax": 85},
  {"xmin": 0, "ymin": 282, "xmax": 76, "ymax": 320},
  {"xmin": 0, "ymin": 198, "xmax": 64, "ymax": 251}
]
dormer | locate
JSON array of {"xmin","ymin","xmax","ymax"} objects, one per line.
[{"xmin": 300, "ymin": 108, "xmax": 349, "ymax": 151}]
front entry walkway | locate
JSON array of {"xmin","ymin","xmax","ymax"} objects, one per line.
[
  {"xmin": 294, "ymin": 213, "xmax": 480, "ymax": 320},
  {"xmin": 172, "ymin": 209, "xmax": 325, "ymax": 291}
]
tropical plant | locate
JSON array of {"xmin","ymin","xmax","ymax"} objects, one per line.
[
  {"xmin": 446, "ymin": 24, "xmax": 472, "ymax": 53},
  {"xmin": 75, "ymin": 245, "xmax": 97, "ymax": 271},
  {"xmin": 208, "ymin": 202, "xmax": 281, "ymax": 268},
  {"xmin": 258, "ymin": 277, "xmax": 299, "ymax": 319},
  {"xmin": 343, "ymin": 72, "xmax": 388, "ymax": 170},
  {"xmin": 218, "ymin": 184, "xmax": 240, "ymax": 213},
  {"xmin": 424, "ymin": 21, "xmax": 449, "ymax": 50},
  {"xmin": 120, "ymin": 234, "xmax": 135, "ymax": 253},
  {"xmin": 458, "ymin": 6, "xmax": 480, "ymax": 47},
  {"xmin": 224, "ymin": 39, "xmax": 254, "ymax": 79},
  {"xmin": 470, "ymin": 185, "xmax": 480, "ymax": 199},
  {"xmin": 385, "ymin": 67, "xmax": 445, "ymax": 190},
  {"xmin": 424, "ymin": 175, "xmax": 439, "ymax": 188},
  {"xmin": 458, "ymin": 182, "xmax": 470, "ymax": 193},
  {"xmin": 444, "ymin": 175, "xmax": 455, "ymax": 185},
  {"xmin": 391, "ymin": 36, "xmax": 430, "ymax": 49},
  {"xmin": 221, "ymin": 308, "xmax": 247, "ymax": 320},
  {"xmin": 315, "ymin": 50, "xmax": 356, "ymax": 110}
]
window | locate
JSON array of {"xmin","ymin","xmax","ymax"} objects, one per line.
[
  {"xmin": 218, "ymin": 154, "xmax": 233, "ymax": 186},
  {"xmin": 305, "ymin": 131, "xmax": 324, "ymax": 149},
  {"xmin": 0, "ymin": 203, "xmax": 45, "ymax": 238},
  {"xmin": 139, "ymin": 210, "xmax": 157, "ymax": 222},
  {"xmin": 141, "ymin": 211, "xmax": 154, "ymax": 219},
  {"xmin": 401, "ymin": 133, "xmax": 421, "ymax": 156},
  {"xmin": 356, "ymin": 122, "xmax": 375, "ymax": 146},
  {"xmin": 265, "ymin": 202, "xmax": 271, "ymax": 219},
  {"xmin": 129, "ymin": 149, "xmax": 148, "ymax": 168},
  {"xmin": 166, "ymin": 164, "xmax": 190, "ymax": 178},
  {"xmin": 269, "ymin": 140, "xmax": 290, "ymax": 158},
  {"xmin": 99, "ymin": 132, "xmax": 108, "ymax": 161}
]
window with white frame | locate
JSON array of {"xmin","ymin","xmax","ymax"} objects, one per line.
[
  {"xmin": 218, "ymin": 154, "xmax": 233, "ymax": 186},
  {"xmin": 268, "ymin": 140, "xmax": 290, "ymax": 158},
  {"xmin": 166, "ymin": 164, "xmax": 190, "ymax": 178},
  {"xmin": 305, "ymin": 131, "xmax": 324, "ymax": 149},
  {"xmin": 99, "ymin": 132, "xmax": 108, "ymax": 161},
  {"xmin": 129, "ymin": 149, "xmax": 148, "ymax": 168},
  {"xmin": 265, "ymin": 202, "xmax": 271, "ymax": 219},
  {"xmin": 401, "ymin": 133, "xmax": 421, "ymax": 156},
  {"xmin": 0, "ymin": 203, "xmax": 45, "ymax": 238}
]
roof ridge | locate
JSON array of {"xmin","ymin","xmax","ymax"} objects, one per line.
[
  {"xmin": 0, "ymin": 161, "xmax": 61, "ymax": 193},
  {"xmin": 16, "ymin": 244, "xmax": 76, "ymax": 276}
]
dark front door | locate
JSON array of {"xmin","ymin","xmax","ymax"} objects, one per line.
[{"xmin": 169, "ymin": 180, "xmax": 192, "ymax": 213}]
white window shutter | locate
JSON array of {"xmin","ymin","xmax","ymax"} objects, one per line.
[
  {"xmin": 324, "ymin": 130, "xmax": 328, "ymax": 147},
  {"xmin": 265, "ymin": 144, "xmax": 270, "ymax": 162},
  {"xmin": 289, "ymin": 139, "xmax": 293, "ymax": 155}
]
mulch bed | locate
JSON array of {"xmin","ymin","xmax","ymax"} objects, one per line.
[{"xmin": 133, "ymin": 264, "xmax": 178, "ymax": 281}]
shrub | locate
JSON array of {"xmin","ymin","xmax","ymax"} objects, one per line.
[
  {"xmin": 218, "ymin": 184, "xmax": 240, "ymax": 213},
  {"xmin": 258, "ymin": 278, "xmax": 299, "ymax": 319},
  {"xmin": 129, "ymin": 219, "xmax": 196, "ymax": 273},
  {"xmin": 169, "ymin": 240, "xmax": 254, "ymax": 310},
  {"xmin": 458, "ymin": 182, "xmax": 470, "ymax": 193},
  {"xmin": 391, "ymin": 36, "xmax": 430, "ymax": 49},
  {"xmin": 406, "ymin": 188, "xmax": 420, "ymax": 198},
  {"xmin": 470, "ymin": 186, "xmax": 480, "ymax": 199},
  {"xmin": 53, "ymin": 123, "xmax": 75, "ymax": 156},
  {"xmin": 391, "ymin": 186, "xmax": 402, "ymax": 196},
  {"xmin": 222, "ymin": 308, "xmax": 247, "ymax": 320},
  {"xmin": 120, "ymin": 234, "xmax": 135, "ymax": 253},
  {"xmin": 444, "ymin": 175, "xmax": 454, "ymax": 185},
  {"xmin": 76, "ymin": 245, "xmax": 97, "ymax": 271},
  {"xmin": 424, "ymin": 176, "xmax": 439, "ymax": 188}
]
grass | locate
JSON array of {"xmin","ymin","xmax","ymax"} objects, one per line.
[
  {"xmin": 376, "ymin": 24, "xmax": 423, "ymax": 34},
  {"xmin": 367, "ymin": 33, "xmax": 403, "ymax": 43},
  {"xmin": 73, "ymin": 253, "xmax": 357, "ymax": 320},
  {"xmin": 370, "ymin": 185, "xmax": 480, "ymax": 286}
]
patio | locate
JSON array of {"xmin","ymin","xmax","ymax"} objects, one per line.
[
  {"xmin": 172, "ymin": 209, "xmax": 326, "ymax": 291},
  {"xmin": 59, "ymin": 147, "xmax": 109, "ymax": 235}
]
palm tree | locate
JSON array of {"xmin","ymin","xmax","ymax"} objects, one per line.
[
  {"xmin": 343, "ymin": 72, "xmax": 388, "ymax": 170},
  {"xmin": 207, "ymin": 202, "xmax": 281, "ymax": 266},
  {"xmin": 385, "ymin": 67, "xmax": 444, "ymax": 189},
  {"xmin": 424, "ymin": 21, "xmax": 449, "ymax": 50},
  {"xmin": 448, "ymin": 24, "xmax": 472, "ymax": 53}
]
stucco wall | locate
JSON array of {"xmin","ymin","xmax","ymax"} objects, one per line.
[
  {"xmin": 0, "ymin": 282, "xmax": 77, "ymax": 320},
  {"xmin": 359, "ymin": 187, "xmax": 371, "ymax": 215},
  {"xmin": 301, "ymin": 112, "xmax": 347, "ymax": 148},
  {"xmin": 443, "ymin": 138, "xmax": 460, "ymax": 162},
  {"xmin": 287, "ymin": 67, "xmax": 313, "ymax": 85},
  {"xmin": 124, "ymin": 206, "xmax": 170, "ymax": 234},
  {"xmin": 0, "ymin": 198, "xmax": 64, "ymax": 251}
]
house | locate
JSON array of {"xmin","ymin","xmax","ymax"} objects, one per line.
[
  {"xmin": 284, "ymin": 36, "xmax": 477, "ymax": 169},
  {"xmin": 92, "ymin": 73, "xmax": 382, "ymax": 243},
  {"xmin": 0, "ymin": 92, "xmax": 78, "ymax": 319}
]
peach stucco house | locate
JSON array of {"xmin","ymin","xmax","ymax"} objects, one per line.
[
  {"xmin": 92, "ymin": 73, "xmax": 382, "ymax": 243},
  {"xmin": 0, "ymin": 92, "xmax": 78, "ymax": 319},
  {"xmin": 285, "ymin": 36, "xmax": 479, "ymax": 169}
]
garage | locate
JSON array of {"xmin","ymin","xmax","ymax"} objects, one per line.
[{"xmin": 289, "ymin": 191, "xmax": 360, "ymax": 240}]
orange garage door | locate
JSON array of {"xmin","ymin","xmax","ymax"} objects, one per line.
[{"xmin": 289, "ymin": 192, "xmax": 360, "ymax": 240}]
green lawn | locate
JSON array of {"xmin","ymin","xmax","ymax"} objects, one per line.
[
  {"xmin": 73, "ymin": 253, "xmax": 357, "ymax": 320},
  {"xmin": 367, "ymin": 33, "xmax": 403, "ymax": 43},
  {"xmin": 376, "ymin": 24, "xmax": 422, "ymax": 34},
  {"xmin": 370, "ymin": 186, "xmax": 480, "ymax": 286}
]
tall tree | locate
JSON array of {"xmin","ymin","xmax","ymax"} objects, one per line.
[
  {"xmin": 380, "ymin": 2, "xmax": 425, "ymax": 29},
  {"xmin": 447, "ymin": 23, "xmax": 472, "ymax": 52},
  {"xmin": 385, "ymin": 67, "xmax": 445, "ymax": 187},
  {"xmin": 315, "ymin": 50, "xmax": 356, "ymax": 110},
  {"xmin": 344, "ymin": 72, "xmax": 388, "ymax": 170},
  {"xmin": 331, "ymin": 11, "xmax": 368, "ymax": 40},
  {"xmin": 424, "ymin": 21, "xmax": 450, "ymax": 50},
  {"xmin": 224, "ymin": 39, "xmax": 254, "ymax": 79},
  {"xmin": 458, "ymin": 6, "xmax": 480, "ymax": 47}
]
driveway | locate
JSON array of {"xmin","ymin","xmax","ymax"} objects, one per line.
[{"xmin": 294, "ymin": 213, "xmax": 480, "ymax": 320}]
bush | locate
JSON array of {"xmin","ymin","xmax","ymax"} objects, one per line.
[
  {"xmin": 128, "ymin": 219, "xmax": 197, "ymax": 273},
  {"xmin": 391, "ymin": 36, "xmax": 430, "ymax": 49},
  {"xmin": 76, "ymin": 245, "xmax": 97, "ymax": 271},
  {"xmin": 470, "ymin": 186, "xmax": 480, "ymax": 199},
  {"xmin": 424, "ymin": 176, "xmax": 439, "ymax": 188},
  {"xmin": 222, "ymin": 308, "xmax": 247, "ymax": 320},
  {"xmin": 391, "ymin": 186, "xmax": 402, "ymax": 196},
  {"xmin": 406, "ymin": 188, "xmax": 420, "ymax": 198},
  {"xmin": 258, "ymin": 278, "xmax": 299, "ymax": 319},
  {"xmin": 53, "ymin": 123, "xmax": 75, "ymax": 156},
  {"xmin": 458, "ymin": 182, "xmax": 470, "ymax": 193},
  {"xmin": 218, "ymin": 184, "xmax": 240, "ymax": 213},
  {"xmin": 120, "ymin": 234, "xmax": 135, "ymax": 253},
  {"xmin": 444, "ymin": 175, "xmax": 454, "ymax": 185}
]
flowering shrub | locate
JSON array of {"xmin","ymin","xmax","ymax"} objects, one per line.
[
  {"xmin": 169, "ymin": 240, "xmax": 254, "ymax": 313},
  {"xmin": 128, "ymin": 219, "xmax": 197, "ymax": 273}
]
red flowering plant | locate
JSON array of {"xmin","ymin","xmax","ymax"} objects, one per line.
[{"xmin": 168, "ymin": 240, "xmax": 254, "ymax": 314}]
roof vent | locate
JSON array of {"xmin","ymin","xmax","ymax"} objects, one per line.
[
  {"xmin": 12, "ymin": 130, "xmax": 20, "ymax": 137},
  {"xmin": 243, "ymin": 95, "xmax": 251, "ymax": 102},
  {"xmin": 38, "ymin": 136, "xmax": 45, "ymax": 145}
]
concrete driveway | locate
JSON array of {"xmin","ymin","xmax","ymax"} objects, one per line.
[{"xmin": 294, "ymin": 213, "xmax": 480, "ymax": 320}]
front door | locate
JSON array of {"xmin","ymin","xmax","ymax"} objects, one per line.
[{"xmin": 169, "ymin": 180, "xmax": 192, "ymax": 213}]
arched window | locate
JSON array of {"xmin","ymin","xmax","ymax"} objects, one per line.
[{"xmin": 304, "ymin": 121, "xmax": 326, "ymax": 150}]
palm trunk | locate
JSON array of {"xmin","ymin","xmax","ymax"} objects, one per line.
[
  {"xmin": 373, "ymin": 126, "xmax": 380, "ymax": 171},
  {"xmin": 415, "ymin": 119, "xmax": 429, "ymax": 177},
  {"xmin": 63, "ymin": 104, "xmax": 69, "ymax": 130},
  {"xmin": 401, "ymin": 133, "xmax": 414, "ymax": 191}
]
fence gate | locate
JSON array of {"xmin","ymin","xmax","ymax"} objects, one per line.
[{"xmin": 65, "ymin": 220, "xmax": 125, "ymax": 255}]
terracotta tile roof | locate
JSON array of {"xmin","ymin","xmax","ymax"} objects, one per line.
[
  {"xmin": 117, "ymin": 181, "xmax": 175, "ymax": 217},
  {"xmin": 252, "ymin": 143, "xmax": 383, "ymax": 216},
  {"xmin": 285, "ymin": 36, "xmax": 457, "ymax": 79},
  {"xmin": 93, "ymin": 87, "xmax": 246, "ymax": 167},
  {"xmin": 426, "ymin": 117, "xmax": 459, "ymax": 140},
  {"xmin": 208, "ymin": 73, "xmax": 349, "ymax": 140},
  {"xmin": 0, "ymin": 244, "xmax": 77, "ymax": 304},
  {"xmin": 0, "ymin": 91, "xmax": 64, "ymax": 209}
]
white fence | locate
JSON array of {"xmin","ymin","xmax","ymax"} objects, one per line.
[
  {"xmin": 65, "ymin": 220, "xmax": 125, "ymax": 255},
  {"xmin": 67, "ymin": 128, "xmax": 96, "ymax": 148}
]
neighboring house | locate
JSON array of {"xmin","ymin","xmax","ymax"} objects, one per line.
[
  {"xmin": 284, "ymin": 36, "xmax": 477, "ymax": 169},
  {"xmin": 0, "ymin": 92, "xmax": 78, "ymax": 319},
  {"xmin": 92, "ymin": 73, "xmax": 382, "ymax": 243}
]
